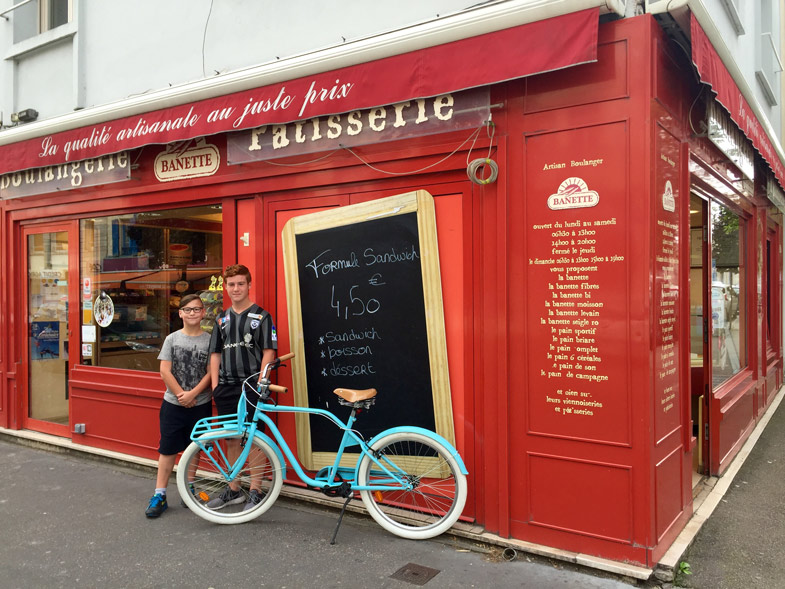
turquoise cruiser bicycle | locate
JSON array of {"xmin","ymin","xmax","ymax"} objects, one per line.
[{"xmin": 176, "ymin": 352, "xmax": 468, "ymax": 541}]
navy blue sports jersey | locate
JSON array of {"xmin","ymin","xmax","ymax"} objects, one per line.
[{"xmin": 209, "ymin": 304, "xmax": 277, "ymax": 386}]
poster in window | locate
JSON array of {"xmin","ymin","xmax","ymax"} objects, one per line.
[{"xmin": 31, "ymin": 321, "xmax": 60, "ymax": 360}]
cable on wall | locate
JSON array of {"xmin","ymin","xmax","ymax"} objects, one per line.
[
  {"xmin": 257, "ymin": 120, "xmax": 500, "ymax": 182},
  {"xmin": 465, "ymin": 118, "xmax": 498, "ymax": 185},
  {"xmin": 202, "ymin": 0, "xmax": 215, "ymax": 78}
]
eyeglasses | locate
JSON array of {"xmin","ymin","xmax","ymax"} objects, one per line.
[{"xmin": 180, "ymin": 307, "xmax": 204, "ymax": 314}]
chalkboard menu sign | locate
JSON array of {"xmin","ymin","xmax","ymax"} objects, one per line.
[{"xmin": 282, "ymin": 190, "xmax": 454, "ymax": 470}]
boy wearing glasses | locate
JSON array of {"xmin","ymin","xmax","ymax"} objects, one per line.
[{"xmin": 145, "ymin": 294, "xmax": 212, "ymax": 518}]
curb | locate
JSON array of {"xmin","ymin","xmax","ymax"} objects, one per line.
[
  {"xmin": 653, "ymin": 386, "xmax": 784, "ymax": 582},
  {"xmin": 20, "ymin": 400, "xmax": 785, "ymax": 585}
]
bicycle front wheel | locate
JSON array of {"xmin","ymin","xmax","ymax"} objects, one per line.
[
  {"xmin": 357, "ymin": 431, "xmax": 467, "ymax": 540},
  {"xmin": 176, "ymin": 430, "xmax": 283, "ymax": 525}
]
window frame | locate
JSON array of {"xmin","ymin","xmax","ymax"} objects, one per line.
[
  {"xmin": 7, "ymin": 0, "xmax": 73, "ymax": 48},
  {"xmin": 721, "ymin": 0, "xmax": 746, "ymax": 35},
  {"xmin": 755, "ymin": 0, "xmax": 783, "ymax": 106}
]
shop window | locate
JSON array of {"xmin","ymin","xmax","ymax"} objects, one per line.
[
  {"xmin": 80, "ymin": 205, "xmax": 223, "ymax": 372},
  {"xmin": 710, "ymin": 200, "xmax": 746, "ymax": 386},
  {"xmin": 12, "ymin": 0, "xmax": 71, "ymax": 43}
]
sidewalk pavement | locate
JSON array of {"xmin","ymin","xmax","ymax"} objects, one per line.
[
  {"xmin": 1, "ymin": 389, "xmax": 783, "ymax": 588},
  {"xmin": 0, "ymin": 437, "xmax": 639, "ymax": 589},
  {"xmin": 669, "ymin": 391, "xmax": 785, "ymax": 589}
]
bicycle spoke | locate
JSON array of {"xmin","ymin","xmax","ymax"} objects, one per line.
[
  {"xmin": 358, "ymin": 432, "xmax": 467, "ymax": 539},
  {"xmin": 177, "ymin": 431, "xmax": 283, "ymax": 525}
]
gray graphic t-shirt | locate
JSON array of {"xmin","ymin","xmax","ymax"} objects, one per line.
[{"xmin": 157, "ymin": 330, "xmax": 212, "ymax": 407}]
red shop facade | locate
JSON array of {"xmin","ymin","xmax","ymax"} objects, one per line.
[{"xmin": 1, "ymin": 12, "xmax": 783, "ymax": 567}]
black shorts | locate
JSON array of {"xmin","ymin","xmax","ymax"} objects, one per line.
[
  {"xmin": 158, "ymin": 400, "xmax": 212, "ymax": 456},
  {"xmin": 213, "ymin": 383, "xmax": 265, "ymax": 426}
]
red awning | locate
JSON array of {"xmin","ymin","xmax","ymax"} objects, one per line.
[
  {"xmin": 0, "ymin": 9, "xmax": 598, "ymax": 176},
  {"xmin": 691, "ymin": 15, "xmax": 785, "ymax": 188}
]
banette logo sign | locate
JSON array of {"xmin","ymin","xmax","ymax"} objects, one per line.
[
  {"xmin": 547, "ymin": 177, "xmax": 599, "ymax": 210},
  {"xmin": 154, "ymin": 139, "xmax": 220, "ymax": 182}
]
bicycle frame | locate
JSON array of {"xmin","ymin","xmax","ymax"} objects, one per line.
[{"xmin": 190, "ymin": 396, "xmax": 421, "ymax": 492}]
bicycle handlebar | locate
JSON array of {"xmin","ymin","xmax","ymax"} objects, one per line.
[
  {"xmin": 278, "ymin": 352, "xmax": 295, "ymax": 362},
  {"xmin": 268, "ymin": 383, "xmax": 288, "ymax": 394}
]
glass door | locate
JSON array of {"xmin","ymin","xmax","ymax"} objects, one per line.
[
  {"xmin": 689, "ymin": 193, "xmax": 709, "ymax": 477},
  {"xmin": 23, "ymin": 222, "xmax": 78, "ymax": 436}
]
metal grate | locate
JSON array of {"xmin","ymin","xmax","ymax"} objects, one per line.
[{"xmin": 389, "ymin": 563, "xmax": 441, "ymax": 586}]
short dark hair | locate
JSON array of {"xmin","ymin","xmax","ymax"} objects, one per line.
[
  {"xmin": 224, "ymin": 264, "xmax": 252, "ymax": 283},
  {"xmin": 178, "ymin": 293, "xmax": 203, "ymax": 309}
]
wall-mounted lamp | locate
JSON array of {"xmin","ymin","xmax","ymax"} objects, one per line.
[{"xmin": 10, "ymin": 108, "xmax": 38, "ymax": 123}]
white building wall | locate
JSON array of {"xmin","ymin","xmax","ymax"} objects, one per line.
[
  {"xmin": 699, "ymin": 0, "xmax": 783, "ymax": 145},
  {"xmin": 781, "ymin": 3, "xmax": 785, "ymax": 142},
  {"xmin": 14, "ymin": 39, "xmax": 71, "ymax": 118},
  {"xmin": 0, "ymin": 0, "xmax": 781, "ymax": 154},
  {"xmin": 0, "ymin": 0, "xmax": 476, "ymax": 123}
]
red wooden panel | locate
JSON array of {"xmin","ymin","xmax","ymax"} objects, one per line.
[
  {"xmin": 0, "ymin": 201, "xmax": 5, "ymax": 427},
  {"xmin": 236, "ymin": 198, "xmax": 257, "ymax": 277},
  {"xmin": 653, "ymin": 35, "xmax": 688, "ymax": 120},
  {"xmin": 69, "ymin": 364, "xmax": 164, "ymax": 459},
  {"xmin": 524, "ymin": 40, "xmax": 629, "ymax": 114},
  {"xmin": 716, "ymin": 382, "xmax": 755, "ymax": 471},
  {"xmin": 527, "ymin": 453, "xmax": 632, "ymax": 543},
  {"xmin": 70, "ymin": 391, "xmax": 161, "ymax": 460},
  {"xmin": 655, "ymin": 446, "xmax": 684, "ymax": 541},
  {"xmin": 766, "ymin": 364, "xmax": 778, "ymax": 406}
]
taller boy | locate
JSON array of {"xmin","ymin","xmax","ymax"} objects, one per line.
[
  {"xmin": 210, "ymin": 264, "xmax": 277, "ymax": 414},
  {"xmin": 207, "ymin": 264, "xmax": 277, "ymax": 510}
]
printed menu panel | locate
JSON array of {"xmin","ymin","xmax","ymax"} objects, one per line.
[
  {"xmin": 653, "ymin": 125, "xmax": 682, "ymax": 440},
  {"xmin": 526, "ymin": 122, "xmax": 630, "ymax": 443}
]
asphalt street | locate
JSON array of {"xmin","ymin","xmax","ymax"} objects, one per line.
[
  {"xmin": 0, "ymin": 439, "xmax": 639, "ymax": 589},
  {"xmin": 674, "ymin": 396, "xmax": 785, "ymax": 589}
]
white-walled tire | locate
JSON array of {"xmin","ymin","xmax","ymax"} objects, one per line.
[
  {"xmin": 176, "ymin": 430, "xmax": 283, "ymax": 525},
  {"xmin": 357, "ymin": 431, "xmax": 467, "ymax": 540}
]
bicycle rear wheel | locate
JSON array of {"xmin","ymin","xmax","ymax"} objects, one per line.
[
  {"xmin": 176, "ymin": 430, "xmax": 283, "ymax": 525},
  {"xmin": 357, "ymin": 431, "xmax": 467, "ymax": 540}
]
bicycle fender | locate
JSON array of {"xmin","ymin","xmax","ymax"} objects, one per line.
[
  {"xmin": 253, "ymin": 431, "xmax": 288, "ymax": 479},
  {"xmin": 368, "ymin": 427, "xmax": 468, "ymax": 475}
]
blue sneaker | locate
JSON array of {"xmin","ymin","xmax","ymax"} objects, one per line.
[{"xmin": 145, "ymin": 493, "xmax": 168, "ymax": 518}]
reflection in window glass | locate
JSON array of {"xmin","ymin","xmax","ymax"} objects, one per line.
[
  {"xmin": 80, "ymin": 205, "xmax": 223, "ymax": 372},
  {"xmin": 47, "ymin": 0, "xmax": 70, "ymax": 30},
  {"xmin": 13, "ymin": 0, "xmax": 71, "ymax": 43},
  {"xmin": 710, "ymin": 201, "xmax": 745, "ymax": 387},
  {"xmin": 689, "ymin": 195, "xmax": 704, "ymax": 366}
]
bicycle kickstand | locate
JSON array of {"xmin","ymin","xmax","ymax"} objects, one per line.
[{"xmin": 329, "ymin": 491, "xmax": 354, "ymax": 545}]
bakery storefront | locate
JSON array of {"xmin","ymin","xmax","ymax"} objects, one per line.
[{"xmin": 1, "ymin": 10, "xmax": 783, "ymax": 568}]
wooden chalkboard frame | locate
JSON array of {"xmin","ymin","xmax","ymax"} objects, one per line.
[{"xmin": 281, "ymin": 190, "xmax": 454, "ymax": 471}]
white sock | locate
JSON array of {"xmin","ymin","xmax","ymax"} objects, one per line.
[{"xmin": 155, "ymin": 488, "xmax": 167, "ymax": 497}]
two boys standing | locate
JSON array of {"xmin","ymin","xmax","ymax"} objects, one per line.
[{"xmin": 145, "ymin": 264, "xmax": 277, "ymax": 518}]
